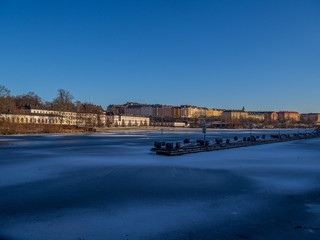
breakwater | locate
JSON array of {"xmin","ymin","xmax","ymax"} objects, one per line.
[{"xmin": 151, "ymin": 131, "xmax": 320, "ymax": 156}]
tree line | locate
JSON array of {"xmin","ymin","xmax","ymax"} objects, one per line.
[{"xmin": 0, "ymin": 85, "xmax": 104, "ymax": 114}]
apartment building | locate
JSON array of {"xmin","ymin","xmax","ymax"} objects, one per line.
[
  {"xmin": 301, "ymin": 113, "xmax": 320, "ymax": 123},
  {"xmin": 247, "ymin": 112, "xmax": 265, "ymax": 121},
  {"xmin": 124, "ymin": 105, "xmax": 142, "ymax": 116},
  {"xmin": 140, "ymin": 106, "xmax": 154, "ymax": 116},
  {"xmin": 264, "ymin": 112, "xmax": 278, "ymax": 121},
  {"xmin": 181, "ymin": 106, "xmax": 198, "ymax": 118},
  {"xmin": 222, "ymin": 110, "xmax": 248, "ymax": 120},
  {"xmin": 278, "ymin": 111, "xmax": 300, "ymax": 121},
  {"xmin": 206, "ymin": 109, "xmax": 224, "ymax": 118},
  {"xmin": 107, "ymin": 105, "xmax": 125, "ymax": 115}
]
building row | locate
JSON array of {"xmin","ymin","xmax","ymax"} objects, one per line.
[
  {"xmin": 222, "ymin": 109, "xmax": 301, "ymax": 122},
  {"xmin": 301, "ymin": 113, "xmax": 320, "ymax": 123},
  {"xmin": 0, "ymin": 108, "xmax": 154, "ymax": 128},
  {"xmin": 3, "ymin": 107, "xmax": 318, "ymax": 128},
  {"xmin": 222, "ymin": 111, "xmax": 320, "ymax": 123},
  {"xmin": 107, "ymin": 103, "xmax": 319, "ymax": 123},
  {"xmin": 107, "ymin": 103, "xmax": 225, "ymax": 118},
  {"xmin": 0, "ymin": 108, "xmax": 107, "ymax": 127}
]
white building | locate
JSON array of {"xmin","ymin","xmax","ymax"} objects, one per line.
[
  {"xmin": 1, "ymin": 113, "xmax": 62, "ymax": 125},
  {"xmin": 171, "ymin": 122, "xmax": 186, "ymax": 127},
  {"xmin": 106, "ymin": 115, "xmax": 150, "ymax": 127},
  {"xmin": 1, "ymin": 109, "xmax": 106, "ymax": 127}
]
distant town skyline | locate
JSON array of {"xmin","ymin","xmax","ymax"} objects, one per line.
[
  {"xmin": 1, "ymin": 82, "xmax": 318, "ymax": 114},
  {"xmin": 1, "ymin": 0, "xmax": 319, "ymax": 112}
]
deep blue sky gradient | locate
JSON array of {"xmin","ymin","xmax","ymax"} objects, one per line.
[{"xmin": 0, "ymin": 0, "xmax": 319, "ymax": 112}]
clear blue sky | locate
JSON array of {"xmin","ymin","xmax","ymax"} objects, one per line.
[{"xmin": 1, "ymin": 0, "xmax": 319, "ymax": 112}]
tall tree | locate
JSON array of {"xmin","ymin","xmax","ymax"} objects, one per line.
[
  {"xmin": 0, "ymin": 85, "xmax": 10, "ymax": 98},
  {"xmin": 15, "ymin": 92, "xmax": 43, "ymax": 109},
  {"xmin": 0, "ymin": 85, "xmax": 15, "ymax": 113},
  {"xmin": 52, "ymin": 89, "xmax": 75, "ymax": 112}
]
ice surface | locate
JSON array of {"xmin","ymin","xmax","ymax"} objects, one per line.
[{"xmin": 0, "ymin": 129, "xmax": 320, "ymax": 240}]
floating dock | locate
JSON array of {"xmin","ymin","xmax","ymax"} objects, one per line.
[{"xmin": 151, "ymin": 132, "xmax": 320, "ymax": 156}]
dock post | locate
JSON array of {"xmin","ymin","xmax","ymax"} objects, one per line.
[{"xmin": 202, "ymin": 125, "xmax": 207, "ymax": 142}]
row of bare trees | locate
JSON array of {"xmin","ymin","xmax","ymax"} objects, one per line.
[{"xmin": 0, "ymin": 85, "xmax": 104, "ymax": 114}]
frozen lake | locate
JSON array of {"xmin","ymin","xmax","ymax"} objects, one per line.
[{"xmin": 0, "ymin": 129, "xmax": 320, "ymax": 240}]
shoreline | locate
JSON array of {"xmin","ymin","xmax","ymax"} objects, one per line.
[{"xmin": 0, "ymin": 127, "xmax": 312, "ymax": 137}]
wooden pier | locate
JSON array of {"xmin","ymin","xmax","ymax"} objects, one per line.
[{"xmin": 151, "ymin": 133, "xmax": 320, "ymax": 156}]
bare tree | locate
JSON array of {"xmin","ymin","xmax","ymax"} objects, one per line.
[
  {"xmin": 0, "ymin": 85, "xmax": 15, "ymax": 113},
  {"xmin": 51, "ymin": 89, "xmax": 75, "ymax": 127},
  {"xmin": 52, "ymin": 89, "xmax": 75, "ymax": 112},
  {"xmin": 0, "ymin": 85, "xmax": 11, "ymax": 98},
  {"xmin": 15, "ymin": 92, "xmax": 43, "ymax": 109}
]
